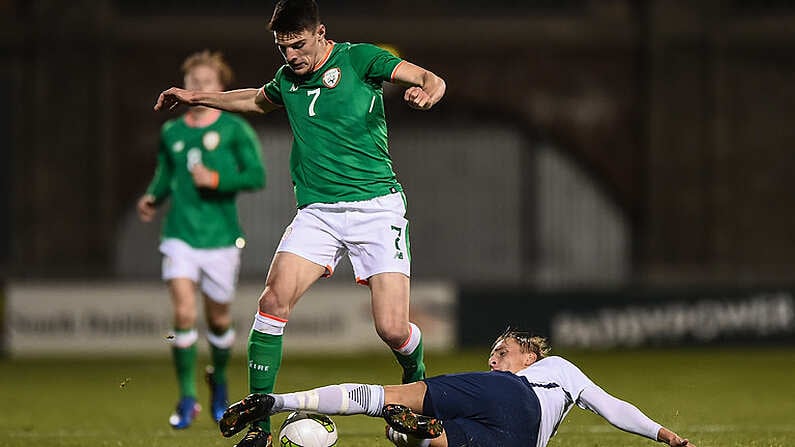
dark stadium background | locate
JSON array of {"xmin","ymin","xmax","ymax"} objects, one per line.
[
  {"xmin": 1, "ymin": 2, "xmax": 794, "ymax": 447},
  {"xmin": 6, "ymin": 0, "xmax": 795, "ymax": 279}
]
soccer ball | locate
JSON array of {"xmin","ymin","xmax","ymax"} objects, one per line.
[{"xmin": 278, "ymin": 411, "xmax": 338, "ymax": 447}]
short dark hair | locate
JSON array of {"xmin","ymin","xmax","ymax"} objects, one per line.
[{"xmin": 268, "ymin": 0, "xmax": 321, "ymax": 34}]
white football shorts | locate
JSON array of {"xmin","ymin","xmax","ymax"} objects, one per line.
[
  {"xmin": 277, "ymin": 192, "xmax": 411, "ymax": 285},
  {"xmin": 159, "ymin": 238, "xmax": 241, "ymax": 303}
]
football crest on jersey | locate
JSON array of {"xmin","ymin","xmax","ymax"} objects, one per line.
[
  {"xmin": 187, "ymin": 148, "xmax": 202, "ymax": 170},
  {"xmin": 203, "ymin": 131, "xmax": 220, "ymax": 151},
  {"xmin": 172, "ymin": 141, "xmax": 185, "ymax": 153},
  {"xmin": 322, "ymin": 67, "xmax": 341, "ymax": 88}
]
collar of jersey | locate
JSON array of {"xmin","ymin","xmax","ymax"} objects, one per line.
[
  {"xmin": 183, "ymin": 109, "xmax": 222, "ymax": 128},
  {"xmin": 311, "ymin": 41, "xmax": 336, "ymax": 73}
]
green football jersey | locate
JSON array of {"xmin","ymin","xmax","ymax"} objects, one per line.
[
  {"xmin": 262, "ymin": 42, "xmax": 404, "ymax": 207},
  {"xmin": 146, "ymin": 112, "xmax": 265, "ymax": 248}
]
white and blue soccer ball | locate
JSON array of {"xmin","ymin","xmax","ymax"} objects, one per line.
[{"xmin": 278, "ymin": 411, "xmax": 338, "ymax": 447}]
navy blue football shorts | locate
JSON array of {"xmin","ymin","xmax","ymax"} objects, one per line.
[{"xmin": 422, "ymin": 370, "xmax": 541, "ymax": 447}]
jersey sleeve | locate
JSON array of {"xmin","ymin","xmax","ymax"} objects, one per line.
[
  {"xmin": 542, "ymin": 356, "xmax": 597, "ymax": 401},
  {"xmin": 349, "ymin": 43, "xmax": 404, "ymax": 83},
  {"xmin": 261, "ymin": 67, "xmax": 286, "ymax": 106},
  {"xmin": 215, "ymin": 117, "xmax": 266, "ymax": 193},
  {"xmin": 577, "ymin": 386, "xmax": 662, "ymax": 441},
  {"xmin": 556, "ymin": 357, "xmax": 661, "ymax": 441},
  {"xmin": 145, "ymin": 129, "xmax": 174, "ymax": 203}
]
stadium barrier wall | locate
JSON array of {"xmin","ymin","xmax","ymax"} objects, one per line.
[
  {"xmin": 4, "ymin": 281, "xmax": 456, "ymax": 357},
  {"xmin": 9, "ymin": 282, "xmax": 793, "ymax": 355},
  {"xmin": 459, "ymin": 287, "xmax": 795, "ymax": 349}
]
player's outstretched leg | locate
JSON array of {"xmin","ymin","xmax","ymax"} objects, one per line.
[
  {"xmin": 382, "ymin": 404, "xmax": 443, "ymax": 439},
  {"xmin": 220, "ymin": 393, "xmax": 275, "ymax": 438}
]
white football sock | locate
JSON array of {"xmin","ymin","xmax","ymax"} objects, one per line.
[
  {"xmin": 171, "ymin": 328, "xmax": 198, "ymax": 348},
  {"xmin": 272, "ymin": 383, "xmax": 384, "ymax": 417},
  {"xmin": 252, "ymin": 311, "xmax": 286, "ymax": 335},
  {"xmin": 206, "ymin": 327, "xmax": 235, "ymax": 349},
  {"xmin": 394, "ymin": 322, "xmax": 422, "ymax": 356}
]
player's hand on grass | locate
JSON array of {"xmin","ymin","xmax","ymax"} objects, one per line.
[
  {"xmin": 136, "ymin": 194, "xmax": 157, "ymax": 222},
  {"xmin": 667, "ymin": 435, "xmax": 695, "ymax": 446},
  {"xmin": 191, "ymin": 163, "xmax": 219, "ymax": 189},
  {"xmin": 404, "ymin": 86, "xmax": 433, "ymax": 110},
  {"xmin": 154, "ymin": 87, "xmax": 194, "ymax": 111},
  {"xmin": 658, "ymin": 428, "xmax": 695, "ymax": 447}
]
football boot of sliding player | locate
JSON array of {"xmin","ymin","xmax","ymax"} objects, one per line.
[
  {"xmin": 220, "ymin": 393, "xmax": 275, "ymax": 437},
  {"xmin": 382, "ymin": 404, "xmax": 443, "ymax": 439}
]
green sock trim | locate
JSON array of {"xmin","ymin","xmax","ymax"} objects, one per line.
[
  {"xmin": 172, "ymin": 342, "xmax": 198, "ymax": 398},
  {"xmin": 248, "ymin": 329, "xmax": 283, "ymax": 432},
  {"xmin": 210, "ymin": 343, "xmax": 231, "ymax": 384},
  {"xmin": 393, "ymin": 336, "xmax": 426, "ymax": 384}
]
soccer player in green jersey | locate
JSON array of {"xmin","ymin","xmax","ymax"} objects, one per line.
[
  {"xmin": 139, "ymin": 50, "xmax": 265, "ymax": 430},
  {"xmin": 154, "ymin": 2, "xmax": 445, "ymax": 445}
]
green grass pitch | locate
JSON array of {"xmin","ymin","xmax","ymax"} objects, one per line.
[{"xmin": 1, "ymin": 347, "xmax": 793, "ymax": 447}]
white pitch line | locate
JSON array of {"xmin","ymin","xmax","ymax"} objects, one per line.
[{"xmin": 561, "ymin": 424, "xmax": 795, "ymax": 433}]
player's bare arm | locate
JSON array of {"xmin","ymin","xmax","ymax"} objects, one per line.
[
  {"xmin": 392, "ymin": 61, "xmax": 446, "ymax": 110},
  {"xmin": 153, "ymin": 87, "xmax": 277, "ymax": 114}
]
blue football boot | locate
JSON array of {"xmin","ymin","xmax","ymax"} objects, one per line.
[
  {"xmin": 205, "ymin": 365, "xmax": 229, "ymax": 423},
  {"xmin": 169, "ymin": 396, "xmax": 201, "ymax": 429}
]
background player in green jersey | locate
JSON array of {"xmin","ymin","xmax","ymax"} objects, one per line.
[
  {"xmin": 139, "ymin": 50, "xmax": 265, "ymax": 430},
  {"xmin": 155, "ymin": 2, "xmax": 445, "ymax": 445}
]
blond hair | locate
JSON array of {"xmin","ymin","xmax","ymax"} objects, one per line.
[
  {"xmin": 492, "ymin": 327, "xmax": 551, "ymax": 359},
  {"xmin": 181, "ymin": 50, "xmax": 234, "ymax": 88}
]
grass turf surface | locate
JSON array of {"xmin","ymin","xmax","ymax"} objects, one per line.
[{"xmin": 1, "ymin": 347, "xmax": 793, "ymax": 447}]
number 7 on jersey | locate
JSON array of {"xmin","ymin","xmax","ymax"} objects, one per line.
[{"xmin": 307, "ymin": 88, "xmax": 320, "ymax": 117}]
